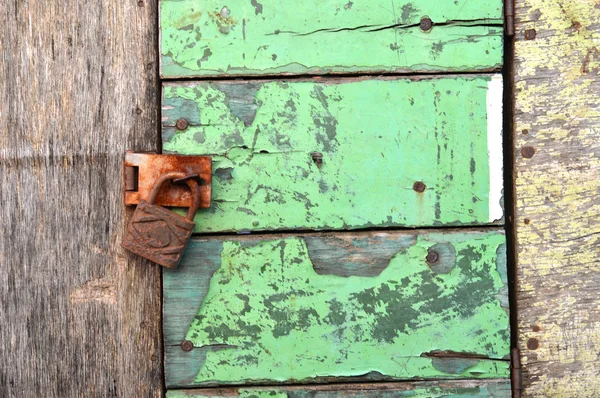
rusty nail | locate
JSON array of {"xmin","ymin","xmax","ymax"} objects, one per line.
[
  {"xmin": 137, "ymin": 0, "xmax": 144, "ymax": 6},
  {"xmin": 524, "ymin": 29, "xmax": 537, "ymax": 40},
  {"xmin": 521, "ymin": 146, "xmax": 535, "ymax": 158},
  {"xmin": 426, "ymin": 251, "xmax": 439, "ymax": 264},
  {"xmin": 311, "ymin": 152, "xmax": 323, "ymax": 169},
  {"xmin": 176, "ymin": 118, "xmax": 189, "ymax": 131},
  {"xmin": 524, "ymin": 218, "xmax": 530, "ymax": 225},
  {"xmin": 181, "ymin": 340, "xmax": 194, "ymax": 352},
  {"xmin": 413, "ymin": 181, "xmax": 426, "ymax": 192},
  {"xmin": 527, "ymin": 338, "xmax": 539, "ymax": 350},
  {"xmin": 419, "ymin": 17, "xmax": 433, "ymax": 31}
]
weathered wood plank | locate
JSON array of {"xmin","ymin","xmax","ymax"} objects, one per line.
[
  {"xmin": 167, "ymin": 380, "xmax": 512, "ymax": 397},
  {"xmin": 0, "ymin": 1, "xmax": 162, "ymax": 396},
  {"xmin": 164, "ymin": 229, "xmax": 510, "ymax": 387},
  {"xmin": 513, "ymin": 0, "xmax": 600, "ymax": 396},
  {"xmin": 160, "ymin": 0, "xmax": 504, "ymax": 77},
  {"xmin": 163, "ymin": 75, "xmax": 504, "ymax": 233}
]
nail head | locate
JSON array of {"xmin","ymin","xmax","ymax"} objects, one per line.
[
  {"xmin": 420, "ymin": 17, "xmax": 433, "ymax": 31},
  {"xmin": 413, "ymin": 181, "xmax": 426, "ymax": 192},
  {"xmin": 181, "ymin": 340, "xmax": 194, "ymax": 352},
  {"xmin": 176, "ymin": 118, "xmax": 189, "ymax": 131}
]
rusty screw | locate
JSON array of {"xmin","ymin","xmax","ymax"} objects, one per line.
[
  {"xmin": 420, "ymin": 17, "xmax": 433, "ymax": 32},
  {"xmin": 521, "ymin": 146, "xmax": 535, "ymax": 158},
  {"xmin": 426, "ymin": 250, "xmax": 440, "ymax": 264},
  {"xmin": 176, "ymin": 118, "xmax": 189, "ymax": 131},
  {"xmin": 524, "ymin": 29, "xmax": 537, "ymax": 40},
  {"xmin": 413, "ymin": 181, "xmax": 426, "ymax": 192},
  {"xmin": 181, "ymin": 340, "xmax": 194, "ymax": 352}
]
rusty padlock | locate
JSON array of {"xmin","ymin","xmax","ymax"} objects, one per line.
[{"xmin": 122, "ymin": 171, "xmax": 201, "ymax": 268}]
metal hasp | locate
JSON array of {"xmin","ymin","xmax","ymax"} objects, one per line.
[
  {"xmin": 124, "ymin": 152, "xmax": 212, "ymax": 208},
  {"xmin": 122, "ymin": 153, "xmax": 212, "ymax": 268}
]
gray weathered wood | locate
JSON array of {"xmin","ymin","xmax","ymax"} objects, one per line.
[
  {"xmin": 0, "ymin": 1, "xmax": 162, "ymax": 396},
  {"xmin": 514, "ymin": 0, "xmax": 600, "ymax": 395}
]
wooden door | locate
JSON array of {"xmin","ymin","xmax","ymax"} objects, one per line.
[{"xmin": 160, "ymin": 0, "xmax": 510, "ymax": 395}]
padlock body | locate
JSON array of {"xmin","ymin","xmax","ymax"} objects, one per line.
[{"xmin": 122, "ymin": 200, "xmax": 195, "ymax": 268}]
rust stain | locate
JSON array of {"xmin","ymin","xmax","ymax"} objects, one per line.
[{"xmin": 172, "ymin": 11, "xmax": 203, "ymax": 29}]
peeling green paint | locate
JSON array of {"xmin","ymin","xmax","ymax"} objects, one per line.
[
  {"xmin": 166, "ymin": 380, "xmax": 512, "ymax": 397},
  {"xmin": 160, "ymin": 0, "xmax": 503, "ymax": 77},
  {"xmin": 173, "ymin": 231, "xmax": 509, "ymax": 385},
  {"xmin": 162, "ymin": 77, "xmax": 503, "ymax": 233}
]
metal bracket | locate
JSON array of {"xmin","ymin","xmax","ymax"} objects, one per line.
[
  {"xmin": 511, "ymin": 348, "xmax": 522, "ymax": 398},
  {"xmin": 124, "ymin": 152, "xmax": 212, "ymax": 208},
  {"xmin": 505, "ymin": 0, "xmax": 515, "ymax": 36}
]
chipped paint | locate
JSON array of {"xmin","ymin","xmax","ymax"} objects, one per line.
[
  {"xmin": 514, "ymin": 0, "xmax": 600, "ymax": 396},
  {"xmin": 159, "ymin": 0, "xmax": 503, "ymax": 77},
  {"xmin": 162, "ymin": 76, "xmax": 504, "ymax": 232},
  {"xmin": 165, "ymin": 380, "xmax": 512, "ymax": 397},
  {"xmin": 486, "ymin": 74, "xmax": 503, "ymax": 223},
  {"xmin": 171, "ymin": 231, "xmax": 509, "ymax": 385}
]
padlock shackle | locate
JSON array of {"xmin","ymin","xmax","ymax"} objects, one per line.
[{"xmin": 147, "ymin": 171, "xmax": 202, "ymax": 221}]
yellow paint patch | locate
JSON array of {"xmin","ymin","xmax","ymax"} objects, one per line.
[{"xmin": 514, "ymin": 0, "xmax": 600, "ymax": 396}]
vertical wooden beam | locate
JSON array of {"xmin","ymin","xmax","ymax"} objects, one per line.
[
  {"xmin": 0, "ymin": 0, "xmax": 162, "ymax": 396},
  {"xmin": 514, "ymin": 0, "xmax": 600, "ymax": 395}
]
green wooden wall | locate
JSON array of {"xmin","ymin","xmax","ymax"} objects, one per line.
[
  {"xmin": 164, "ymin": 230, "xmax": 509, "ymax": 387},
  {"xmin": 160, "ymin": 0, "xmax": 503, "ymax": 77},
  {"xmin": 163, "ymin": 75, "xmax": 504, "ymax": 232},
  {"xmin": 160, "ymin": 0, "xmax": 508, "ymax": 395}
]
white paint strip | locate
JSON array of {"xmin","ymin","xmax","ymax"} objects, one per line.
[{"xmin": 487, "ymin": 74, "xmax": 504, "ymax": 223}]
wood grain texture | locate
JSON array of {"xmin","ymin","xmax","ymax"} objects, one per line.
[
  {"xmin": 0, "ymin": 1, "xmax": 162, "ymax": 396},
  {"xmin": 163, "ymin": 75, "xmax": 505, "ymax": 233},
  {"xmin": 166, "ymin": 380, "xmax": 512, "ymax": 397},
  {"xmin": 513, "ymin": 0, "xmax": 600, "ymax": 396},
  {"xmin": 160, "ymin": 0, "xmax": 504, "ymax": 77},
  {"xmin": 164, "ymin": 229, "xmax": 510, "ymax": 387}
]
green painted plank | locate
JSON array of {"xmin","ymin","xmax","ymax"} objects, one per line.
[
  {"xmin": 163, "ymin": 229, "xmax": 510, "ymax": 387},
  {"xmin": 162, "ymin": 75, "xmax": 504, "ymax": 233},
  {"xmin": 160, "ymin": 0, "xmax": 503, "ymax": 77},
  {"xmin": 167, "ymin": 380, "xmax": 512, "ymax": 397}
]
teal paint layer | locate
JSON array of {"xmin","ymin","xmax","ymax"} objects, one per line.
[
  {"xmin": 160, "ymin": 0, "xmax": 503, "ymax": 77},
  {"xmin": 163, "ymin": 230, "xmax": 510, "ymax": 387},
  {"xmin": 162, "ymin": 76, "xmax": 503, "ymax": 233}
]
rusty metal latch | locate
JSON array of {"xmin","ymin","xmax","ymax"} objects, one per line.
[
  {"xmin": 124, "ymin": 152, "xmax": 212, "ymax": 208},
  {"xmin": 122, "ymin": 152, "xmax": 212, "ymax": 268}
]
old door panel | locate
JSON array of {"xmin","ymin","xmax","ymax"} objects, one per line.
[
  {"xmin": 160, "ymin": 0, "xmax": 503, "ymax": 77},
  {"xmin": 162, "ymin": 75, "xmax": 504, "ymax": 233},
  {"xmin": 163, "ymin": 229, "xmax": 510, "ymax": 387}
]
